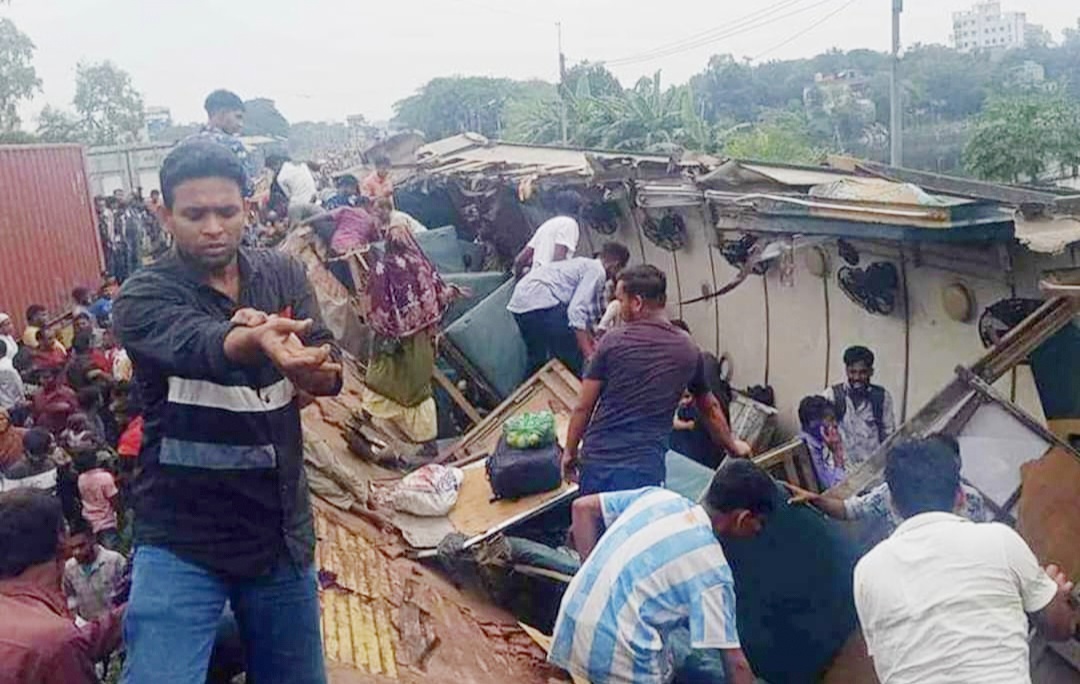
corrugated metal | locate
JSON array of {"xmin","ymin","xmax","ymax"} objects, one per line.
[{"xmin": 0, "ymin": 145, "xmax": 103, "ymax": 330}]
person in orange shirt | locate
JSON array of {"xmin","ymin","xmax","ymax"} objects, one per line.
[{"xmin": 361, "ymin": 154, "xmax": 394, "ymax": 204}]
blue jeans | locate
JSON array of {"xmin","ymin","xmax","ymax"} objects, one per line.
[{"xmin": 121, "ymin": 545, "xmax": 326, "ymax": 684}]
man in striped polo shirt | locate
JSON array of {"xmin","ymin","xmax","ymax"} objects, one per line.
[
  {"xmin": 550, "ymin": 460, "xmax": 775, "ymax": 684},
  {"xmin": 115, "ymin": 141, "xmax": 342, "ymax": 684}
]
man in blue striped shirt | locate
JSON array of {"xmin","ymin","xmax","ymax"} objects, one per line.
[{"xmin": 550, "ymin": 460, "xmax": 775, "ymax": 684}]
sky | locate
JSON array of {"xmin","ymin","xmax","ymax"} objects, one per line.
[{"xmin": 4, "ymin": 0, "xmax": 1079, "ymax": 128}]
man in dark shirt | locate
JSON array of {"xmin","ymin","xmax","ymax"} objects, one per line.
[
  {"xmin": 114, "ymin": 141, "xmax": 342, "ymax": 684},
  {"xmin": 563, "ymin": 265, "xmax": 752, "ymax": 496},
  {"xmin": 0, "ymin": 489, "xmax": 123, "ymax": 684}
]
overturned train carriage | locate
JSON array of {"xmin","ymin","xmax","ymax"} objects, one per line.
[{"xmin": 285, "ymin": 135, "xmax": 1080, "ymax": 682}]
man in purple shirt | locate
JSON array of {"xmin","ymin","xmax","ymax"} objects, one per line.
[{"xmin": 562, "ymin": 265, "xmax": 752, "ymax": 495}]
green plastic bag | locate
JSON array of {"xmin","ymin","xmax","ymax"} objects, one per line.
[{"xmin": 502, "ymin": 410, "xmax": 556, "ymax": 449}]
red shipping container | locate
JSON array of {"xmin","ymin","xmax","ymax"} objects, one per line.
[{"xmin": 0, "ymin": 144, "xmax": 103, "ymax": 331}]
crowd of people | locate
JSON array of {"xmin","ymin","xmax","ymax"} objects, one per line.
[{"xmin": 0, "ymin": 283, "xmax": 147, "ymax": 681}]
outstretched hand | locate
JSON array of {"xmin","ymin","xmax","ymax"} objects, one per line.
[
  {"xmin": 257, "ymin": 316, "xmax": 341, "ymax": 377},
  {"xmin": 782, "ymin": 481, "xmax": 818, "ymax": 506}
]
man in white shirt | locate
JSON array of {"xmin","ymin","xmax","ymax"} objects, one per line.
[
  {"xmin": 513, "ymin": 191, "xmax": 582, "ymax": 278},
  {"xmin": 507, "ymin": 242, "xmax": 629, "ymax": 376},
  {"xmin": 265, "ymin": 154, "xmax": 318, "ymax": 223},
  {"xmin": 854, "ymin": 438, "xmax": 1077, "ymax": 684},
  {"xmin": 0, "ymin": 340, "xmax": 25, "ymax": 411}
]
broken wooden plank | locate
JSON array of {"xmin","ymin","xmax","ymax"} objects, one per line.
[{"xmin": 432, "ymin": 366, "xmax": 483, "ymax": 424}]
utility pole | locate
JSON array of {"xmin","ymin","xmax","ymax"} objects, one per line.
[
  {"xmin": 557, "ymin": 21, "xmax": 568, "ymax": 145},
  {"xmin": 890, "ymin": 0, "xmax": 903, "ymax": 167}
]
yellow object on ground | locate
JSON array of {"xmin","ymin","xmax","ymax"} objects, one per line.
[{"xmin": 362, "ymin": 385, "xmax": 437, "ymax": 443}]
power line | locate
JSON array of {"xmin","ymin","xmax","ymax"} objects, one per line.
[
  {"xmin": 752, "ymin": 0, "xmax": 860, "ymax": 61},
  {"xmin": 601, "ymin": 0, "xmax": 807, "ymax": 66},
  {"xmin": 602, "ymin": 0, "xmax": 838, "ymax": 67}
]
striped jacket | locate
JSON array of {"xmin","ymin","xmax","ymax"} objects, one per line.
[{"xmin": 114, "ymin": 247, "xmax": 340, "ymax": 577}]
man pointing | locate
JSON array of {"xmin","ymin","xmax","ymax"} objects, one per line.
[{"xmin": 115, "ymin": 141, "xmax": 341, "ymax": 684}]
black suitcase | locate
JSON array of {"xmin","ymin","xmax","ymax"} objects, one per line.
[{"xmin": 485, "ymin": 437, "xmax": 562, "ymax": 501}]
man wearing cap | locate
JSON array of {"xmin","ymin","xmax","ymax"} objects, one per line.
[{"xmin": 0, "ymin": 314, "xmax": 17, "ymax": 363}]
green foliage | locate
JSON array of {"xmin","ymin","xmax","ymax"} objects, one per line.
[
  {"xmin": 244, "ymin": 98, "xmax": 289, "ymax": 138},
  {"xmin": 0, "ymin": 18, "xmax": 41, "ymax": 133},
  {"xmin": 723, "ymin": 111, "xmax": 825, "ymax": 164},
  {"xmin": 963, "ymin": 90, "xmax": 1080, "ymax": 183},
  {"xmin": 0, "ymin": 130, "xmax": 36, "ymax": 143},
  {"xmin": 35, "ymin": 105, "xmax": 82, "ymax": 142},
  {"xmin": 393, "ymin": 76, "xmax": 554, "ymax": 141},
  {"xmin": 73, "ymin": 61, "xmax": 145, "ymax": 145},
  {"xmin": 563, "ymin": 62, "xmax": 622, "ymax": 99}
]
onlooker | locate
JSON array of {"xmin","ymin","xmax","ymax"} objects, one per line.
[
  {"xmin": 2, "ymin": 429, "xmax": 59, "ymax": 493},
  {"xmin": 32, "ymin": 328, "xmax": 67, "ymax": 372},
  {"xmin": 0, "ymin": 339, "xmax": 27, "ymax": 412},
  {"xmin": 74, "ymin": 450, "xmax": 121, "ymax": 551},
  {"xmin": 823, "ymin": 346, "xmax": 896, "ymax": 467},
  {"xmin": 21, "ymin": 304, "xmax": 47, "ymax": 349},
  {"xmin": 76, "ymin": 387, "xmax": 111, "ymax": 446},
  {"xmin": 854, "ymin": 438, "xmax": 1078, "ymax": 683},
  {"xmin": 88, "ymin": 279, "xmax": 118, "ymax": 327},
  {"xmin": 0, "ymin": 408, "xmax": 27, "ymax": 471},
  {"xmin": 0, "ymin": 312, "xmax": 18, "ymax": 362},
  {"xmin": 0, "ymin": 490, "xmax": 124, "ymax": 684},
  {"xmin": 513, "ymin": 190, "xmax": 582, "ymax": 277},
  {"xmin": 371, "ymin": 196, "xmax": 427, "ymax": 235},
  {"xmin": 62, "ymin": 517, "xmax": 126, "ymax": 622},
  {"xmin": 114, "ymin": 141, "xmax": 341, "ymax": 683},
  {"xmin": 187, "ymin": 89, "xmax": 256, "ymax": 196},
  {"xmin": 265, "ymin": 153, "xmax": 319, "ymax": 223},
  {"xmin": 65, "ymin": 331, "xmax": 111, "ymax": 391},
  {"xmin": 785, "ymin": 433, "xmax": 992, "ymax": 536},
  {"xmin": 549, "ymin": 460, "xmax": 776, "ymax": 684},
  {"xmin": 60, "ymin": 414, "xmax": 102, "ymax": 457},
  {"xmin": 31, "ymin": 369, "xmax": 78, "ymax": 435},
  {"xmin": 797, "ymin": 395, "xmax": 847, "ymax": 489},
  {"xmin": 146, "ymin": 189, "xmax": 163, "ymax": 214},
  {"xmin": 72, "ymin": 311, "xmax": 96, "ymax": 342},
  {"xmin": 361, "ymin": 154, "xmax": 394, "ymax": 202},
  {"xmin": 507, "ymin": 243, "xmax": 630, "ymax": 376},
  {"xmin": 322, "ymin": 174, "xmax": 363, "ymax": 210},
  {"xmin": 563, "ymin": 265, "xmax": 751, "ymax": 496},
  {"xmin": 71, "ymin": 287, "xmax": 94, "ymax": 318}
]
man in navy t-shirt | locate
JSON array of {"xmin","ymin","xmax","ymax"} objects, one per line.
[{"xmin": 562, "ymin": 265, "xmax": 752, "ymax": 495}]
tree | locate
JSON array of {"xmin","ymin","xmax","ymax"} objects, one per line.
[
  {"xmin": 35, "ymin": 105, "xmax": 83, "ymax": 142},
  {"xmin": 73, "ymin": 61, "xmax": 145, "ymax": 145},
  {"xmin": 393, "ymin": 76, "xmax": 553, "ymax": 141},
  {"xmin": 563, "ymin": 62, "xmax": 622, "ymax": 99},
  {"xmin": 0, "ymin": 18, "xmax": 42, "ymax": 133},
  {"xmin": 723, "ymin": 111, "xmax": 825, "ymax": 164},
  {"xmin": 963, "ymin": 90, "xmax": 1080, "ymax": 183},
  {"xmin": 244, "ymin": 98, "xmax": 290, "ymax": 138}
]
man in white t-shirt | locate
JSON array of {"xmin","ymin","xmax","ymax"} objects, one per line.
[
  {"xmin": 854, "ymin": 438, "xmax": 1077, "ymax": 684},
  {"xmin": 266, "ymin": 153, "xmax": 318, "ymax": 223},
  {"xmin": 513, "ymin": 191, "xmax": 582, "ymax": 278}
]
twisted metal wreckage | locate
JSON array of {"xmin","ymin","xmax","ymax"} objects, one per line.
[{"xmin": 283, "ymin": 133, "xmax": 1080, "ymax": 683}]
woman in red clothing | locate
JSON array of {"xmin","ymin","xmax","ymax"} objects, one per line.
[{"xmin": 31, "ymin": 328, "xmax": 67, "ymax": 373}]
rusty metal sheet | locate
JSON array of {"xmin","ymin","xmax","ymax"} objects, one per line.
[{"xmin": 0, "ymin": 145, "xmax": 103, "ymax": 329}]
